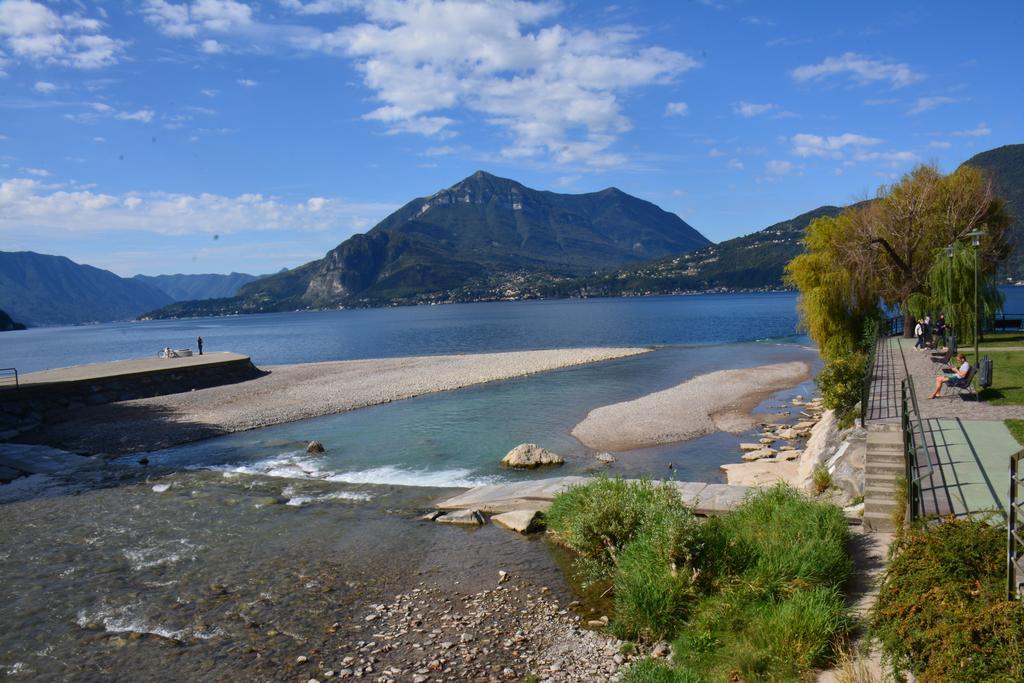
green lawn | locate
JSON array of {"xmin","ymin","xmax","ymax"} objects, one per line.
[
  {"xmin": 977, "ymin": 350, "xmax": 1024, "ymax": 405},
  {"xmin": 1007, "ymin": 419, "xmax": 1024, "ymax": 447},
  {"xmin": 978, "ymin": 331, "xmax": 1024, "ymax": 347}
]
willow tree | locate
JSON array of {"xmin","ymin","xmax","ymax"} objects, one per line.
[
  {"xmin": 914, "ymin": 242, "xmax": 1005, "ymax": 344},
  {"xmin": 866, "ymin": 164, "xmax": 1013, "ymax": 335}
]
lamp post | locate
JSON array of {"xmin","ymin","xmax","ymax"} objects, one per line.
[
  {"xmin": 967, "ymin": 229, "xmax": 984, "ymax": 366},
  {"xmin": 946, "ymin": 244, "xmax": 955, "ymax": 345}
]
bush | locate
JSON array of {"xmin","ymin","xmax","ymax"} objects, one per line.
[
  {"xmin": 550, "ymin": 482, "xmax": 854, "ymax": 680},
  {"xmin": 871, "ymin": 518, "xmax": 1024, "ymax": 681},
  {"xmin": 812, "ymin": 465, "xmax": 833, "ymax": 494},
  {"xmin": 545, "ymin": 477, "xmax": 702, "ymax": 585},
  {"xmin": 815, "ymin": 351, "xmax": 867, "ymax": 423}
]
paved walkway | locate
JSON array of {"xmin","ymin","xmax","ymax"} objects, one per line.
[{"xmin": 897, "ymin": 337, "xmax": 1024, "ymax": 420}]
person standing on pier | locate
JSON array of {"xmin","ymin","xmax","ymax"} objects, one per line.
[{"xmin": 197, "ymin": 336, "xmax": 204, "ymax": 355}]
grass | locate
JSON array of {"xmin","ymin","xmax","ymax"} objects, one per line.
[
  {"xmin": 976, "ymin": 350, "xmax": 1024, "ymax": 405},
  {"xmin": 1006, "ymin": 419, "xmax": 1024, "ymax": 447},
  {"xmin": 548, "ymin": 481, "xmax": 853, "ymax": 681},
  {"xmin": 871, "ymin": 518, "xmax": 1024, "ymax": 681},
  {"xmin": 813, "ymin": 465, "xmax": 833, "ymax": 494}
]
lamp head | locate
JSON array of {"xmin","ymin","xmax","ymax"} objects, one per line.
[
  {"xmin": 946, "ymin": 245, "xmax": 955, "ymax": 258},
  {"xmin": 966, "ymin": 229, "xmax": 984, "ymax": 248}
]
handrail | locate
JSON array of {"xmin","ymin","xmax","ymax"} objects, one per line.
[
  {"xmin": 0, "ymin": 367, "xmax": 17, "ymax": 389},
  {"xmin": 1009, "ymin": 449, "xmax": 1024, "ymax": 599},
  {"xmin": 901, "ymin": 375, "xmax": 936, "ymax": 523},
  {"xmin": 860, "ymin": 333, "xmax": 879, "ymax": 426}
]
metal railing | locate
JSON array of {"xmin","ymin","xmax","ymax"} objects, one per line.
[
  {"xmin": 860, "ymin": 332, "xmax": 880, "ymax": 426},
  {"xmin": 1009, "ymin": 449, "xmax": 1024, "ymax": 599},
  {"xmin": 884, "ymin": 315, "xmax": 904, "ymax": 337},
  {"xmin": 0, "ymin": 367, "xmax": 17, "ymax": 389},
  {"xmin": 901, "ymin": 377, "xmax": 935, "ymax": 524}
]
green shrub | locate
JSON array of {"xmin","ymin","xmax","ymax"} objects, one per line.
[
  {"xmin": 815, "ymin": 351, "xmax": 867, "ymax": 424},
  {"xmin": 871, "ymin": 518, "xmax": 1024, "ymax": 681},
  {"xmin": 623, "ymin": 658, "xmax": 699, "ymax": 683},
  {"xmin": 612, "ymin": 533, "xmax": 697, "ymax": 641},
  {"xmin": 717, "ymin": 485, "xmax": 852, "ymax": 595},
  {"xmin": 545, "ymin": 477, "xmax": 701, "ymax": 585}
]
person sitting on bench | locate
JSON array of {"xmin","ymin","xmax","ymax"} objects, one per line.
[{"xmin": 930, "ymin": 353, "xmax": 971, "ymax": 399}]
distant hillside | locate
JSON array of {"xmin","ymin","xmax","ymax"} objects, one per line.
[
  {"xmin": 555, "ymin": 205, "xmax": 848, "ymax": 296},
  {"xmin": 146, "ymin": 171, "xmax": 711, "ymax": 317},
  {"xmin": 961, "ymin": 144, "xmax": 1024, "ymax": 277},
  {"xmin": 0, "ymin": 251, "xmax": 173, "ymax": 325},
  {"xmin": 132, "ymin": 272, "xmax": 260, "ymax": 301},
  {"xmin": 0, "ymin": 308, "xmax": 26, "ymax": 331}
]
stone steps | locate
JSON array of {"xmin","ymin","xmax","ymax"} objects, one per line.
[{"xmin": 864, "ymin": 425, "xmax": 905, "ymax": 533}]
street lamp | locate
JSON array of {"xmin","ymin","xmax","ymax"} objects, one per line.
[
  {"xmin": 946, "ymin": 244, "xmax": 955, "ymax": 344},
  {"xmin": 967, "ymin": 229, "xmax": 985, "ymax": 366}
]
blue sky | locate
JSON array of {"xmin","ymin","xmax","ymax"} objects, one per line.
[{"xmin": 0, "ymin": 0, "xmax": 1020, "ymax": 276}]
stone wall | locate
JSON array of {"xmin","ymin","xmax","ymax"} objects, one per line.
[{"xmin": 0, "ymin": 357, "xmax": 263, "ymax": 438}]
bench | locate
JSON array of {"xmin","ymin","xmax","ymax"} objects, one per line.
[
  {"xmin": 945, "ymin": 365, "xmax": 979, "ymax": 400},
  {"xmin": 0, "ymin": 367, "xmax": 18, "ymax": 390}
]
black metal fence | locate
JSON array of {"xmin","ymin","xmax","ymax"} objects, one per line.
[
  {"xmin": 1009, "ymin": 449, "xmax": 1024, "ymax": 599},
  {"xmin": 901, "ymin": 377, "xmax": 933, "ymax": 524}
]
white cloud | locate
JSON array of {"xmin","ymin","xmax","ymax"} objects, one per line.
[
  {"xmin": 201, "ymin": 88, "xmax": 219, "ymax": 97},
  {"xmin": 93, "ymin": 136, "xmax": 105, "ymax": 142},
  {"xmin": 851, "ymin": 150, "xmax": 918, "ymax": 164},
  {"xmin": 908, "ymin": 95, "xmax": 961, "ymax": 115},
  {"xmin": 115, "ymin": 109, "xmax": 155, "ymax": 123},
  {"xmin": 790, "ymin": 132, "xmax": 883, "ymax": 158},
  {"xmin": 726, "ymin": 158, "xmax": 743, "ymax": 171},
  {"xmin": 765, "ymin": 160, "xmax": 793, "ymax": 175},
  {"xmin": 707, "ymin": 147, "xmax": 724, "ymax": 157},
  {"xmin": 237, "ymin": 78, "xmax": 258, "ymax": 87},
  {"xmin": 665, "ymin": 101, "xmax": 688, "ymax": 117},
  {"xmin": 0, "ymin": 0, "xmax": 125, "ymax": 69},
  {"xmin": 143, "ymin": 0, "xmax": 255, "ymax": 38},
  {"xmin": 201, "ymin": 38, "xmax": 225, "ymax": 54},
  {"xmin": 733, "ymin": 101, "xmax": 776, "ymax": 117},
  {"xmin": 928, "ymin": 140, "xmax": 951, "ymax": 149},
  {"xmin": 951, "ymin": 122, "xmax": 991, "ymax": 137},
  {"xmin": 279, "ymin": 0, "xmax": 361, "ymax": 14},
  {"xmin": 791, "ymin": 52, "xmax": 923, "ymax": 88},
  {"xmin": 33, "ymin": 79, "xmax": 56, "ymax": 93},
  {"xmin": 23, "ymin": 166, "xmax": 49, "ymax": 176},
  {"xmin": 325, "ymin": 0, "xmax": 699, "ymax": 167},
  {"xmin": 0, "ymin": 177, "xmax": 396, "ymax": 238}
]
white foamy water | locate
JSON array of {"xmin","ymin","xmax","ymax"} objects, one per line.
[
  {"xmin": 326, "ymin": 465, "xmax": 498, "ymax": 488},
  {"xmin": 209, "ymin": 451, "xmax": 497, "ymax": 489},
  {"xmin": 76, "ymin": 605, "xmax": 221, "ymax": 641},
  {"xmin": 280, "ymin": 485, "xmax": 372, "ymax": 506},
  {"xmin": 122, "ymin": 539, "xmax": 198, "ymax": 571}
]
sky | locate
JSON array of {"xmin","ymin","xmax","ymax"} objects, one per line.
[{"xmin": 0, "ymin": 0, "xmax": 1021, "ymax": 277}]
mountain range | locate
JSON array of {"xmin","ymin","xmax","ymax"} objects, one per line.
[
  {"xmin": 0, "ymin": 252, "xmax": 174, "ymax": 326},
  {"xmin": 148, "ymin": 171, "xmax": 712, "ymax": 316},
  {"xmin": 132, "ymin": 272, "xmax": 260, "ymax": 302},
  {"xmin": 3, "ymin": 144, "xmax": 1020, "ymax": 325}
]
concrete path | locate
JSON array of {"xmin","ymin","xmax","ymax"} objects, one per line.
[
  {"xmin": 14, "ymin": 352, "xmax": 250, "ymax": 387},
  {"xmin": 865, "ymin": 336, "xmax": 903, "ymax": 423},
  {"xmin": 436, "ymin": 477, "xmax": 752, "ymax": 516}
]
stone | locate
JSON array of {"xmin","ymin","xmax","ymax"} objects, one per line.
[
  {"xmin": 498, "ymin": 570, "xmax": 509, "ymax": 584},
  {"xmin": 759, "ymin": 437, "xmax": 775, "ymax": 444},
  {"xmin": 741, "ymin": 448, "xmax": 775, "ymax": 461},
  {"xmin": 297, "ymin": 655, "xmax": 308, "ymax": 663},
  {"xmin": 435, "ymin": 509, "xmax": 486, "ymax": 526},
  {"xmin": 306, "ymin": 440, "xmax": 326, "ymax": 454},
  {"xmin": 793, "ymin": 421, "xmax": 817, "ymax": 431},
  {"xmin": 594, "ymin": 452, "xmax": 615, "ymax": 464},
  {"xmin": 795, "ymin": 409, "xmax": 840, "ymax": 493},
  {"xmin": 652, "ymin": 642, "xmax": 670, "ymax": 658},
  {"xmin": 152, "ymin": 483, "xmax": 171, "ymax": 493},
  {"xmin": 500, "ymin": 443, "xmax": 563, "ymax": 469},
  {"xmin": 739, "ymin": 442, "xmax": 762, "ymax": 451},
  {"xmin": 780, "ymin": 450, "xmax": 802, "ymax": 461},
  {"xmin": 491, "ymin": 509, "xmax": 544, "ymax": 534},
  {"xmin": 776, "ymin": 428, "xmax": 799, "ymax": 440}
]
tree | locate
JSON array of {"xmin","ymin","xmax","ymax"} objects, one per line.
[{"xmin": 864, "ymin": 164, "xmax": 1012, "ymax": 335}]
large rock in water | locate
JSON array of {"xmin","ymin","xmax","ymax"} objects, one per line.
[{"xmin": 500, "ymin": 443, "xmax": 564, "ymax": 469}]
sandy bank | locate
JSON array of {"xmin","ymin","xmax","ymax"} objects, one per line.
[
  {"xmin": 571, "ymin": 361, "xmax": 812, "ymax": 452},
  {"xmin": 21, "ymin": 348, "xmax": 648, "ymax": 455}
]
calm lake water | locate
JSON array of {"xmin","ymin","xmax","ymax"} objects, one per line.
[{"xmin": 2, "ymin": 292, "xmax": 804, "ymax": 373}]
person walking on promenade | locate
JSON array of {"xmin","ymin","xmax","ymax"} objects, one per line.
[
  {"xmin": 197, "ymin": 336, "xmax": 204, "ymax": 355},
  {"xmin": 914, "ymin": 320, "xmax": 925, "ymax": 349}
]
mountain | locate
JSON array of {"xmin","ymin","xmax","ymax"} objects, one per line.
[
  {"xmin": 146, "ymin": 171, "xmax": 711, "ymax": 316},
  {"xmin": 0, "ymin": 251, "xmax": 173, "ymax": 326},
  {"xmin": 540, "ymin": 205, "xmax": 849, "ymax": 297},
  {"xmin": 961, "ymin": 144, "xmax": 1024, "ymax": 277},
  {"xmin": 0, "ymin": 308, "xmax": 26, "ymax": 331},
  {"xmin": 132, "ymin": 272, "xmax": 260, "ymax": 301}
]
